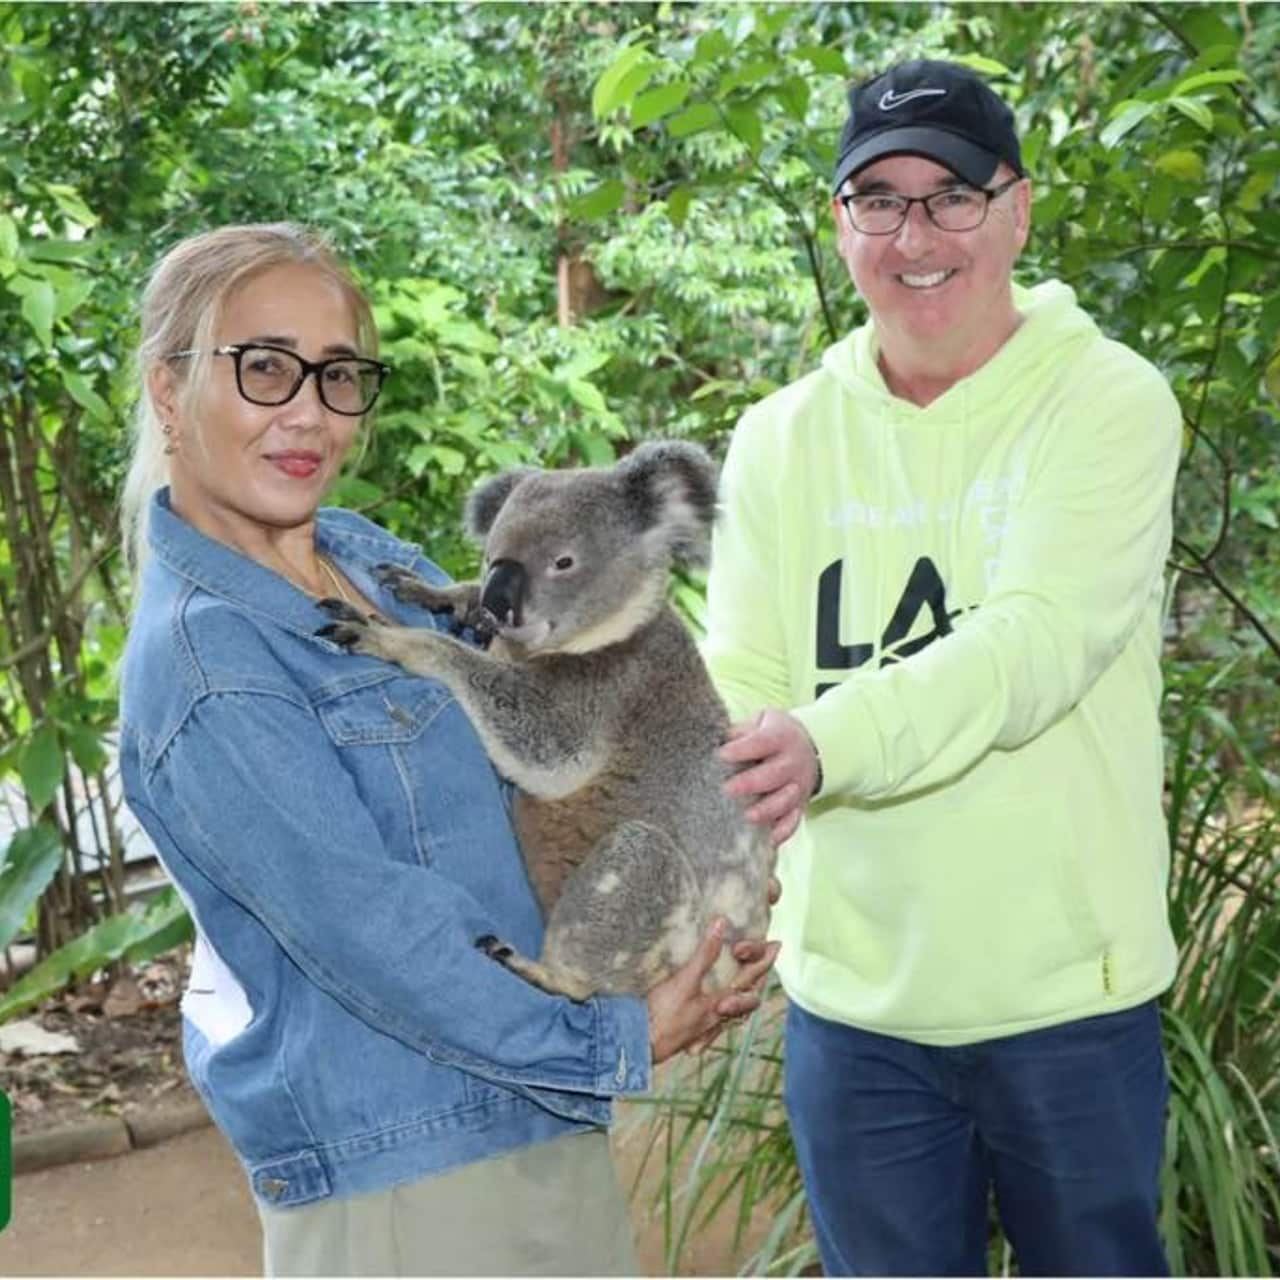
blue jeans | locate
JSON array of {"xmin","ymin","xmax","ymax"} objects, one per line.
[{"xmin": 783, "ymin": 1000, "xmax": 1170, "ymax": 1277}]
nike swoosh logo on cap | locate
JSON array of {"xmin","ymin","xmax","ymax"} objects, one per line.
[{"xmin": 878, "ymin": 87, "xmax": 947, "ymax": 111}]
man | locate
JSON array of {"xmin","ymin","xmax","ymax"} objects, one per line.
[{"xmin": 706, "ymin": 59, "xmax": 1180, "ymax": 1277}]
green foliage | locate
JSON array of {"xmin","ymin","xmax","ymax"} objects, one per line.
[
  {"xmin": 0, "ymin": 887, "xmax": 194, "ymax": 1024},
  {"xmin": 0, "ymin": 4, "xmax": 1275, "ymax": 1270},
  {"xmin": 0, "ymin": 824, "xmax": 62, "ymax": 952}
]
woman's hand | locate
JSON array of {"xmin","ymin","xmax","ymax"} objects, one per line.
[{"xmin": 646, "ymin": 918, "xmax": 781, "ymax": 1065}]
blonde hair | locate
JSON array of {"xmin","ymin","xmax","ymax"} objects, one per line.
[{"xmin": 121, "ymin": 222, "xmax": 377, "ymax": 585}]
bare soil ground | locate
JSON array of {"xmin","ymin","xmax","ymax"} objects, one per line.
[{"xmin": 4, "ymin": 951, "xmax": 201, "ymax": 1139}]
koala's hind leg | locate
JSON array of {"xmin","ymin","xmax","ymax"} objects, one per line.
[
  {"xmin": 475, "ymin": 934, "xmax": 596, "ymax": 1004},
  {"xmin": 476, "ymin": 821, "xmax": 702, "ymax": 1002}
]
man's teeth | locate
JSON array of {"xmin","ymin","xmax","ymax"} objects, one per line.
[{"xmin": 900, "ymin": 269, "xmax": 955, "ymax": 289}]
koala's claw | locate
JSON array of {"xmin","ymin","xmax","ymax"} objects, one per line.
[
  {"xmin": 315, "ymin": 597, "xmax": 365, "ymax": 622},
  {"xmin": 374, "ymin": 562, "xmax": 451, "ymax": 609},
  {"xmin": 475, "ymin": 934, "xmax": 514, "ymax": 963},
  {"xmin": 315, "ymin": 621, "xmax": 365, "ymax": 650}
]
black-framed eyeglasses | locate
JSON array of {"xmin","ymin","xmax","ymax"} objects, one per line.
[
  {"xmin": 168, "ymin": 343, "xmax": 391, "ymax": 416},
  {"xmin": 838, "ymin": 176, "xmax": 1022, "ymax": 236}
]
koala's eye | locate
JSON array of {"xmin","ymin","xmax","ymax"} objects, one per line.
[{"xmin": 553, "ymin": 555, "xmax": 575, "ymax": 572}]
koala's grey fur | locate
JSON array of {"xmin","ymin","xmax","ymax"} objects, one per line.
[{"xmin": 316, "ymin": 442, "xmax": 774, "ymax": 1002}]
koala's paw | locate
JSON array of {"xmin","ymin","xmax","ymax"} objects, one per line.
[
  {"xmin": 374, "ymin": 563, "xmax": 450, "ymax": 609},
  {"xmin": 475, "ymin": 934, "xmax": 515, "ymax": 963},
  {"xmin": 315, "ymin": 599, "xmax": 381, "ymax": 654}
]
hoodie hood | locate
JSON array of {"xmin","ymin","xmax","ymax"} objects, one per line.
[{"xmin": 820, "ymin": 279, "xmax": 1100, "ymax": 413}]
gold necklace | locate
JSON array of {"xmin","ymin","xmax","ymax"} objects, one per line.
[{"xmin": 316, "ymin": 555, "xmax": 352, "ymax": 604}]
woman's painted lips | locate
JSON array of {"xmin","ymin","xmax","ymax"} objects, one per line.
[{"xmin": 265, "ymin": 451, "xmax": 323, "ymax": 479}]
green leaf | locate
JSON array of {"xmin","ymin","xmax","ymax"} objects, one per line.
[
  {"xmin": 725, "ymin": 104, "xmax": 762, "ymax": 156},
  {"xmin": 61, "ymin": 724, "xmax": 108, "ymax": 776},
  {"xmin": 0, "ymin": 891, "xmax": 193, "ymax": 1024},
  {"xmin": 126, "ymin": 887, "xmax": 194, "ymax": 963},
  {"xmin": 592, "ymin": 45, "xmax": 654, "ymax": 119},
  {"xmin": 62, "ymin": 370, "xmax": 113, "ymax": 422},
  {"xmin": 949, "ymin": 54, "xmax": 1013, "ymax": 78},
  {"xmin": 1264, "ymin": 350, "xmax": 1280, "ymax": 406},
  {"xmin": 1171, "ymin": 70, "xmax": 1247, "ymax": 96},
  {"xmin": 1237, "ymin": 169, "xmax": 1275, "ymax": 213},
  {"xmin": 793, "ymin": 44, "xmax": 846, "ymax": 77},
  {"xmin": 0, "ymin": 213, "xmax": 17, "ymax": 264},
  {"xmin": 691, "ymin": 29, "xmax": 731, "ymax": 67},
  {"xmin": 429, "ymin": 444, "xmax": 467, "ymax": 476},
  {"xmin": 45, "ymin": 182, "xmax": 98, "ymax": 228},
  {"xmin": 1154, "ymin": 149, "xmax": 1206, "ymax": 184},
  {"xmin": 631, "ymin": 80, "xmax": 690, "ymax": 129},
  {"xmin": 1100, "ymin": 101, "xmax": 1158, "ymax": 149},
  {"xmin": 667, "ymin": 102, "xmax": 720, "ymax": 139},
  {"xmin": 567, "ymin": 378, "xmax": 608, "ymax": 415},
  {"xmin": 667, "ymin": 186, "xmax": 693, "ymax": 227},
  {"xmin": 0, "ymin": 824, "xmax": 62, "ymax": 952},
  {"xmin": 773, "ymin": 76, "xmax": 811, "ymax": 124},
  {"xmin": 19, "ymin": 724, "xmax": 64, "ymax": 815},
  {"xmin": 9, "ymin": 274, "xmax": 55, "ymax": 348},
  {"xmin": 435, "ymin": 319, "xmax": 498, "ymax": 354},
  {"xmin": 716, "ymin": 59, "xmax": 774, "ymax": 99},
  {"xmin": 1168, "ymin": 97, "xmax": 1213, "ymax": 132},
  {"xmin": 556, "ymin": 349, "xmax": 610, "ymax": 381},
  {"xmin": 568, "ymin": 178, "xmax": 625, "ymax": 221},
  {"xmin": 572, "ymin": 430, "xmax": 615, "ymax": 467}
]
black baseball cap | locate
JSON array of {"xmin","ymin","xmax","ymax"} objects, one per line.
[{"xmin": 833, "ymin": 59, "xmax": 1024, "ymax": 193}]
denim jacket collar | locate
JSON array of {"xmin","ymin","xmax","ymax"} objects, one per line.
[{"xmin": 148, "ymin": 487, "xmax": 420, "ymax": 641}]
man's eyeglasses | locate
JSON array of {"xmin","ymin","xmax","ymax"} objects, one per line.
[
  {"xmin": 168, "ymin": 343, "xmax": 391, "ymax": 416},
  {"xmin": 838, "ymin": 176, "xmax": 1022, "ymax": 236}
]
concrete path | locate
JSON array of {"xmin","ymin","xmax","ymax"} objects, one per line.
[{"xmin": 1, "ymin": 1125, "xmax": 259, "ymax": 1277}]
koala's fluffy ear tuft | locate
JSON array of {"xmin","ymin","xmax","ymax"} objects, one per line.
[
  {"xmin": 464, "ymin": 467, "xmax": 540, "ymax": 544},
  {"xmin": 619, "ymin": 441, "xmax": 719, "ymax": 568}
]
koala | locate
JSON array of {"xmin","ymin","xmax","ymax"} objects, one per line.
[{"xmin": 315, "ymin": 441, "xmax": 774, "ymax": 1002}]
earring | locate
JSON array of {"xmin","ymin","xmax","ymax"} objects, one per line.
[{"xmin": 162, "ymin": 423, "xmax": 176, "ymax": 456}]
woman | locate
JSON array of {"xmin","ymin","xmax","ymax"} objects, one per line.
[{"xmin": 118, "ymin": 223, "xmax": 777, "ymax": 1277}]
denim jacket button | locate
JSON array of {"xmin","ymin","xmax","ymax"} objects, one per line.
[
  {"xmin": 387, "ymin": 702, "xmax": 415, "ymax": 729},
  {"xmin": 260, "ymin": 1177, "xmax": 289, "ymax": 1199}
]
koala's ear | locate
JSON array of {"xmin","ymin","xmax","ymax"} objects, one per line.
[
  {"xmin": 464, "ymin": 467, "xmax": 539, "ymax": 543},
  {"xmin": 619, "ymin": 441, "xmax": 719, "ymax": 569}
]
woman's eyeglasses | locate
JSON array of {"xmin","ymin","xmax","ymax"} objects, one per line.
[{"xmin": 168, "ymin": 343, "xmax": 391, "ymax": 416}]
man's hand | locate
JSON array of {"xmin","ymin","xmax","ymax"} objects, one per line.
[
  {"xmin": 646, "ymin": 919, "xmax": 781, "ymax": 1064},
  {"xmin": 719, "ymin": 708, "xmax": 819, "ymax": 844}
]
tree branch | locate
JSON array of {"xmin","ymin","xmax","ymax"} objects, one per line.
[{"xmin": 1171, "ymin": 537, "xmax": 1280, "ymax": 664}]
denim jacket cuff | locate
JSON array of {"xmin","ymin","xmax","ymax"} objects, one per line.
[{"xmin": 593, "ymin": 994, "xmax": 652, "ymax": 1095}]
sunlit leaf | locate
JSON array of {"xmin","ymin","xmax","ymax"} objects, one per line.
[
  {"xmin": 568, "ymin": 179, "xmax": 625, "ymax": 222},
  {"xmin": 1100, "ymin": 100, "xmax": 1158, "ymax": 148},
  {"xmin": 667, "ymin": 102, "xmax": 720, "ymax": 139},
  {"xmin": 0, "ymin": 824, "xmax": 62, "ymax": 952},
  {"xmin": 592, "ymin": 44, "xmax": 654, "ymax": 119},
  {"xmin": 19, "ymin": 725, "xmax": 64, "ymax": 815},
  {"xmin": 1168, "ymin": 96, "xmax": 1214, "ymax": 131},
  {"xmin": 631, "ymin": 80, "xmax": 690, "ymax": 129},
  {"xmin": 62, "ymin": 370, "xmax": 113, "ymax": 422}
]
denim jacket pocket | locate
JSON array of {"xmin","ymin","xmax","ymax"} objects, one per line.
[{"xmin": 315, "ymin": 672, "xmax": 451, "ymax": 746}]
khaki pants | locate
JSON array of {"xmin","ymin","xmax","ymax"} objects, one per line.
[{"xmin": 257, "ymin": 1130, "xmax": 640, "ymax": 1277}]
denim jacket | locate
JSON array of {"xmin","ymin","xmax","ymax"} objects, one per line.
[{"xmin": 119, "ymin": 490, "xmax": 652, "ymax": 1209}]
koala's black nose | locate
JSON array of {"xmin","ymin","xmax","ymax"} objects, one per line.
[{"xmin": 481, "ymin": 559, "xmax": 526, "ymax": 628}]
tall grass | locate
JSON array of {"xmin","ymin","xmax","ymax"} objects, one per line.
[{"xmin": 632, "ymin": 707, "xmax": 1280, "ymax": 1276}]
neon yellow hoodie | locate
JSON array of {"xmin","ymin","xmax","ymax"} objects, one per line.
[{"xmin": 704, "ymin": 280, "xmax": 1181, "ymax": 1045}]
